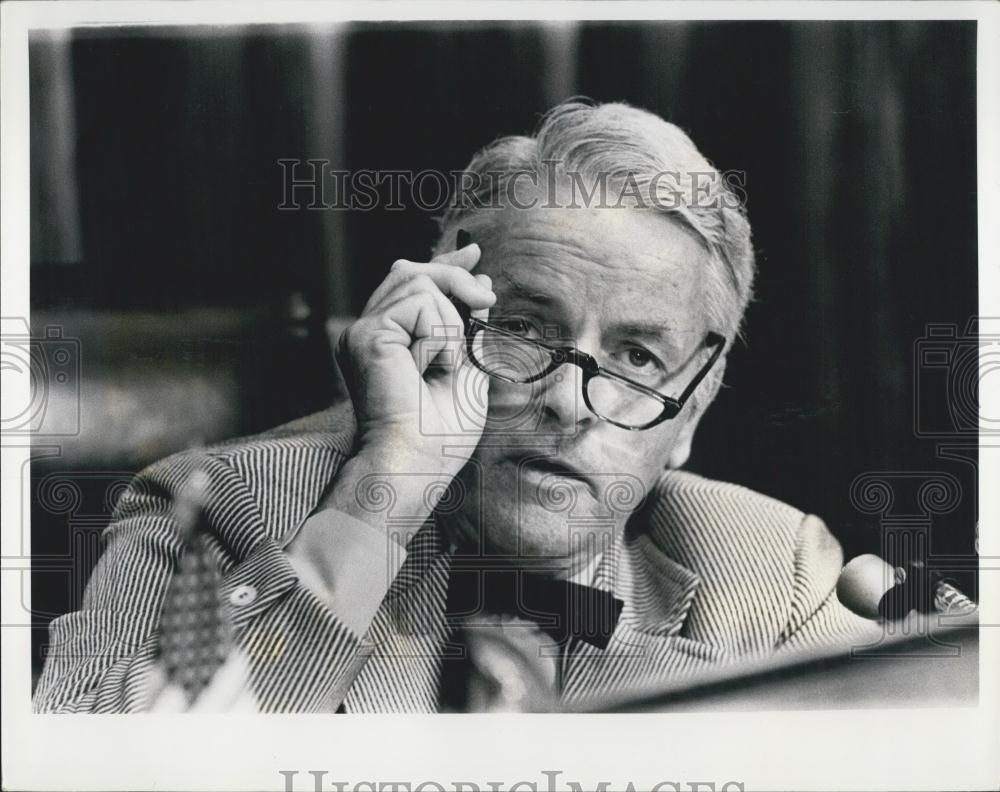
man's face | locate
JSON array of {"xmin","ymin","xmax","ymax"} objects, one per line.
[{"xmin": 449, "ymin": 204, "xmax": 716, "ymax": 577}]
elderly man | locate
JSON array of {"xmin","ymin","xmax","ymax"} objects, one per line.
[{"xmin": 34, "ymin": 100, "xmax": 876, "ymax": 713}]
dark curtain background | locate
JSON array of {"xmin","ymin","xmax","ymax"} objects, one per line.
[{"xmin": 29, "ymin": 21, "xmax": 978, "ymax": 678}]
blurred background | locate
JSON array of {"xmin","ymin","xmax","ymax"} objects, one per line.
[{"xmin": 27, "ymin": 20, "xmax": 978, "ymax": 680}]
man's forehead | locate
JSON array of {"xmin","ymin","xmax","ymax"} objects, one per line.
[
  {"xmin": 493, "ymin": 266, "xmax": 665, "ymax": 306},
  {"xmin": 497, "ymin": 200, "xmax": 701, "ymax": 244},
  {"xmin": 478, "ymin": 205, "xmax": 707, "ymax": 284},
  {"xmin": 476, "ymin": 207, "xmax": 710, "ymax": 339}
]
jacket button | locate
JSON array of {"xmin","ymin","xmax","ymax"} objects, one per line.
[{"xmin": 229, "ymin": 584, "xmax": 258, "ymax": 607}]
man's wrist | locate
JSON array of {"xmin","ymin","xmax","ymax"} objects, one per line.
[
  {"xmin": 283, "ymin": 504, "xmax": 408, "ymax": 638},
  {"xmin": 320, "ymin": 441, "xmax": 455, "ymax": 541}
]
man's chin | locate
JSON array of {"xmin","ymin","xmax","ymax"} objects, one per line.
[
  {"xmin": 450, "ymin": 454, "xmax": 617, "ymax": 575},
  {"xmin": 453, "ymin": 495, "xmax": 613, "ymax": 578}
]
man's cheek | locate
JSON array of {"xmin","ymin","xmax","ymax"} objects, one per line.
[
  {"xmin": 602, "ymin": 432, "xmax": 676, "ymax": 487},
  {"xmin": 648, "ymin": 422, "xmax": 684, "ymax": 464}
]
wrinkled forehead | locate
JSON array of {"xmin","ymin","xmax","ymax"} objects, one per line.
[{"xmin": 471, "ymin": 205, "xmax": 712, "ymax": 338}]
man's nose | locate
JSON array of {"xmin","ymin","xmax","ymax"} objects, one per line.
[{"xmin": 539, "ymin": 358, "xmax": 594, "ymax": 432}]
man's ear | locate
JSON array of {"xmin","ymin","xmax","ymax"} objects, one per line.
[{"xmin": 665, "ymin": 411, "xmax": 703, "ymax": 469}]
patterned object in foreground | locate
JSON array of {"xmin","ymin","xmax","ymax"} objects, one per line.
[{"xmin": 157, "ymin": 531, "xmax": 232, "ymax": 704}]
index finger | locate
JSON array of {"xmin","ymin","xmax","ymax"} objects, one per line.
[{"xmin": 430, "ymin": 241, "xmax": 482, "ymax": 272}]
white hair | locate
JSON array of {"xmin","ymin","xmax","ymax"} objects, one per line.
[{"xmin": 434, "ymin": 99, "xmax": 756, "ymax": 411}]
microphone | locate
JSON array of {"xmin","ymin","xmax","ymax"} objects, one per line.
[{"xmin": 837, "ymin": 554, "xmax": 976, "ymax": 620}]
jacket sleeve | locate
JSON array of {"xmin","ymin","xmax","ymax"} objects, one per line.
[
  {"xmin": 777, "ymin": 514, "xmax": 884, "ymax": 654},
  {"xmin": 32, "ymin": 452, "xmax": 368, "ymax": 713}
]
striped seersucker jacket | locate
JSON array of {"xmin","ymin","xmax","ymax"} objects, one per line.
[{"xmin": 33, "ymin": 401, "xmax": 879, "ymax": 713}]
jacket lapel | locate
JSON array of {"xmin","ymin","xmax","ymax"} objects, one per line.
[
  {"xmin": 559, "ymin": 531, "xmax": 722, "ymax": 705},
  {"xmin": 559, "ymin": 464, "xmax": 801, "ymax": 707},
  {"xmin": 562, "ymin": 512, "xmax": 752, "ymax": 707}
]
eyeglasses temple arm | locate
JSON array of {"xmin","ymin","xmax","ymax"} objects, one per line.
[{"xmin": 675, "ymin": 333, "xmax": 726, "ymax": 407}]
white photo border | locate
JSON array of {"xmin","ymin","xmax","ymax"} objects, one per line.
[{"xmin": 2, "ymin": 2, "xmax": 998, "ymax": 791}]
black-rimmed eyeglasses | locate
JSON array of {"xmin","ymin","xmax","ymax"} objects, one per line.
[{"xmin": 452, "ymin": 298, "xmax": 725, "ymax": 431}]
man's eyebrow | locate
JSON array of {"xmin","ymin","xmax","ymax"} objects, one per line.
[
  {"xmin": 493, "ymin": 274, "xmax": 689, "ymax": 359},
  {"xmin": 611, "ymin": 321, "xmax": 687, "ymax": 358},
  {"xmin": 493, "ymin": 274, "xmax": 558, "ymax": 306},
  {"xmin": 613, "ymin": 321, "xmax": 670, "ymax": 338}
]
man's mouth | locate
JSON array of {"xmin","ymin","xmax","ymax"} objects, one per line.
[{"xmin": 514, "ymin": 456, "xmax": 596, "ymax": 496}]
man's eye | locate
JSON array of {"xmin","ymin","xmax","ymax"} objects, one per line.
[
  {"xmin": 495, "ymin": 317, "xmax": 541, "ymax": 338},
  {"xmin": 616, "ymin": 346, "xmax": 665, "ymax": 381},
  {"xmin": 625, "ymin": 347, "xmax": 657, "ymax": 370},
  {"xmin": 627, "ymin": 348, "xmax": 653, "ymax": 368}
]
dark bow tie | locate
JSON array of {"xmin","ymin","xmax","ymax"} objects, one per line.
[{"xmin": 444, "ymin": 559, "xmax": 624, "ymax": 650}]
